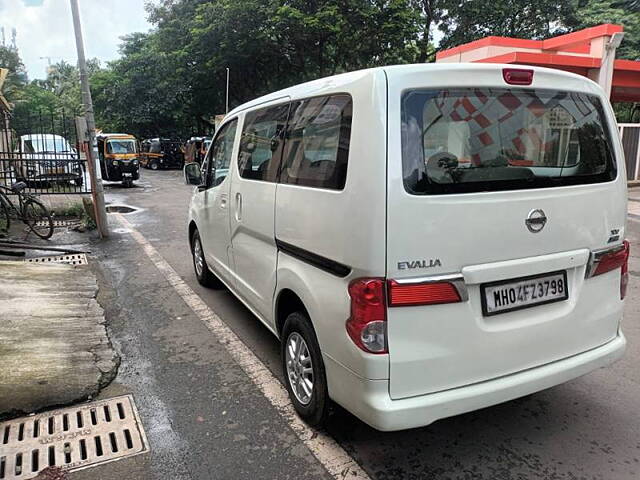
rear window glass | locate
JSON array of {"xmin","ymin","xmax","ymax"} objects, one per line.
[{"xmin": 401, "ymin": 88, "xmax": 616, "ymax": 195}]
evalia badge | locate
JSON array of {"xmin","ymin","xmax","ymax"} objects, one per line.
[{"xmin": 397, "ymin": 259, "xmax": 442, "ymax": 270}]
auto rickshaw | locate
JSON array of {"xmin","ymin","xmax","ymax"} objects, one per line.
[
  {"xmin": 184, "ymin": 136, "xmax": 211, "ymax": 166},
  {"xmin": 140, "ymin": 138, "xmax": 185, "ymax": 170},
  {"xmin": 96, "ymin": 133, "xmax": 140, "ymax": 187}
]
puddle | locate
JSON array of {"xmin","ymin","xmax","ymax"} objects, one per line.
[{"xmin": 106, "ymin": 205, "xmax": 138, "ymax": 214}]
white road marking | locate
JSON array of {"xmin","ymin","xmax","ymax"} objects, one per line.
[{"xmin": 113, "ymin": 214, "xmax": 370, "ymax": 480}]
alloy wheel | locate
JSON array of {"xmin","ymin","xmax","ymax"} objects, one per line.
[
  {"xmin": 193, "ymin": 236, "xmax": 204, "ymax": 277},
  {"xmin": 285, "ymin": 332, "xmax": 314, "ymax": 405}
]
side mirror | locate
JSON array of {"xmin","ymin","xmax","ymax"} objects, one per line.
[{"xmin": 184, "ymin": 162, "xmax": 203, "ymax": 186}]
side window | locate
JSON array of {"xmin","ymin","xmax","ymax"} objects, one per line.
[
  {"xmin": 280, "ymin": 94, "xmax": 352, "ymax": 190},
  {"xmin": 238, "ymin": 103, "xmax": 290, "ymax": 182},
  {"xmin": 205, "ymin": 119, "xmax": 238, "ymax": 187}
]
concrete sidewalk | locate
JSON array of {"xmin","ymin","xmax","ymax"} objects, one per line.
[{"xmin": 0, "ymin": 260, "xmax": 118, "ymax": 417}]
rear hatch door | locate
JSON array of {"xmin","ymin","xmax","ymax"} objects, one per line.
[{"xmin": 385, "ymin": 65, "xmax": 626, "ymax": 400}]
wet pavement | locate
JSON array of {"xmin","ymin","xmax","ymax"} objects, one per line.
[
  {"xmin": 0, "ymin": 260, "xmax": 117, "ymax": 417},
  {"xmin": 77, "ymin": 170, "xmax": 640, "ymax": 479}
]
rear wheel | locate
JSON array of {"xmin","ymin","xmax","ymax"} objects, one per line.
[
  {"xmin": 150, "ymin": 161, "xmax": 159, "ymax": 170},
  {"xmin": 22, "ymin": 198, "xmax": 53, "ymax": 239},
  {"xmin": 0, "ymin": 200, "xmax": 10, "ymax": 235},
  {"xmin": 281, "ymin": 312, "xmax": 330, "ymax": 427},
  {"xmin": 191, "ymin": 229, "xmax": 222, "ymax": 288}
]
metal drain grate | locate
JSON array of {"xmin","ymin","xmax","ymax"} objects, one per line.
[
  {"xmin": 0, "ymin": 395, "xmax": 148, "ymax": 479},
  {"xmin": 25, "ymin": 254, "xmax": 88, "ymax": 266}
]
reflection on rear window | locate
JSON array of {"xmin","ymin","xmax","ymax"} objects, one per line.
[{"xmin": 401, "ymin": 88, "xmax": 616, "ymax": 194}]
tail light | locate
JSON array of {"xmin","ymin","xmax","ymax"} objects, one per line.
[
  {"xmin": 586, "ymin": 240, "xmax": 630, "ymax": 299},
  {"xmin": 347, "ymin": 278, "xmax": 387, "ymax": 354},
  {"xmin": 621, "ymin": 248, "xmax": 629, "ymax": 300},
  {"xmin": 503, "ymin": 68, "xmax": 534, "ymax": 86},
  {"xmin": 387, "ymin": 280, "xmax": 461, "ymax": 307}
]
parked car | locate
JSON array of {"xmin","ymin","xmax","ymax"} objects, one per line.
[
  {"xmin": 13, "ymin": 134, "xmax": 84, "ymax": 187},
  {"xmin": 184, "ymin": 64, "xmax": 628, "ymax": 431},
  {"xmin": 96, "ymin": 133, "xmax": 140, "ymax": 187},
  {"xmin": 140, "ymin": 138, "xmax": 185, "ymax": 170}
]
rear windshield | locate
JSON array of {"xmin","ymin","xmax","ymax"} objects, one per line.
[{"xmin": 401, "ymin": 88, "xmax": 616, "ymax": 195}]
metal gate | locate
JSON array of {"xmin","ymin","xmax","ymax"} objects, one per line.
[
  {"xmin": 619, "ymin": 123, "xmax": 640, "ymax": 181},
  {"xmin": 0, "ymin": 109, "xmax": 90, "ymax": 194}
]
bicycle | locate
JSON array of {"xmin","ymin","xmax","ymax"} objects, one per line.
[{"xmin": 0, "ymin": 181, "xmax": 54, "ymax": 239}]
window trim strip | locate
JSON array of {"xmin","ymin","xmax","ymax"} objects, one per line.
[{"xmin": 275, "ymin": 239, "xmax": 351, "ymax": 278}]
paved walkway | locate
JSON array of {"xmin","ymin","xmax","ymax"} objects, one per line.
[{"xmin": 0, "ymin": 260, "xmax": 118, "ymax": 416}]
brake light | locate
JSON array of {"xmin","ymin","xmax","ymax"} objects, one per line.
[
  {"xmin": 592, "ymin": 241, "xmax": 629, "ymax": 276},
  {"xmin": 503, "ymin": 68, "xmax": 534, "ymax": 86},
  {"xmin": 347, "ymin": 278, "xmax": 387, "ymax": 354},
  {"xmin": 388, "ymin": 280, "xmax": 461, "ymax": 307},
  {"xmin": 587, "ymin": 241, "xmax": 630, "ymax": 300}
]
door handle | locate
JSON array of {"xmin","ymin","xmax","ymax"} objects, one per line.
[
  {"xmin": 220, "ymin": 194, "xmax": 227, "ymax": 209},
  {"xmin": 235, "ymin": 192, "xmax": 242, "ymax": 221}
]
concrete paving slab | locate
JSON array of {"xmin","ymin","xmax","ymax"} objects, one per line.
[{"xmin": 0, "ymin": 260, "xmax": 118, "ymax": 417}]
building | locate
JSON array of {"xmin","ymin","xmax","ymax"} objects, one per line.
[{"xmin": 436, "ymin": 24, "xmax": 640, "ymax": 181}]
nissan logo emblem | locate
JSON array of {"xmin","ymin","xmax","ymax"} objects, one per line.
[{"xmin": 526, "ymin": 209, "xmax": 547, "ymax": 233}]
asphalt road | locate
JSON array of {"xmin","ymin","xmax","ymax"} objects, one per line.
[{"xmin": 82, "ymin": 169, "xmax": 640, "ymax": 480}]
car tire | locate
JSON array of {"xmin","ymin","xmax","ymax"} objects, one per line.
[
  {"xmin": 150, "ymin": 161, "xmax": 159, "ymax": 170},
  {"xmin": 281, "ymin": 311, "xmax": 330, "ymax": 427},
  {"xmin": 191, "ymin": 229, "xmax": 223, "ymax": 288}
]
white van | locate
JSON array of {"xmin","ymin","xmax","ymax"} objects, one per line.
[{"xmin": 185, "ymin": 64, "xmax": 629, "ymax": 431}]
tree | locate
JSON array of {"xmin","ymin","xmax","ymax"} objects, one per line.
[
  {"xmin": 611, "ymin": 0, "xmax": 640, "ymax": 11},
  {"xmin": 567, "ymin": 0, "xmax": 640, "ymax": 61},
  {"xmin": 88, "ymin": 0, "xmax": 424, "ymax": 138},
  {"xmin": 438, "ymin": 0, "xmax": 575, "ymax": 49},
  {"xmin": 0, "ymin": 45, "xmax": 28, "ymax": 103},
  {"xmin": 90, "ymin": 33, "xmax": 192, "ymax": 137},
  {"xmin": 412, "ymin": 0, "xmax": 445, "ymax": 62}
]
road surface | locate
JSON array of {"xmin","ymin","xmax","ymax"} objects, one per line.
[{"xmin": 78, "ymin": 169, "xmax": 640, "ymax": 479}]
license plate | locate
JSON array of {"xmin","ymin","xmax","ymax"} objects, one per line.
[
  {"xmin": 481, "ymin": 271, "xmax": 568, "ymax": 316},
  {"xmin": 122, "ymin": 173, "xmax": 132, "ymax": 177}
]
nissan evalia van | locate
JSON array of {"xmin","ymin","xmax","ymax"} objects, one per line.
[{"xmin": 184, "ymin": 64, "xmax": 629, "ymax": 431}]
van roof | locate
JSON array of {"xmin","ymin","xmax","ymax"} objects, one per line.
[
  {"xmin": 225, "ymin": 63, "xmax": 603, "ymax": 119},
  {"xmin": 20, "ymin": 134, "xmax": 67, "ymax": 140},
  {"xmin": 98, "ymin": 133, "xmax": 135, "ymax": 139}
]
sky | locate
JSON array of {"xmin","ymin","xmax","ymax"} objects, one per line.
[{"xmin": 0, "ymin": 0, "xmax": 152, "ymax": 80}]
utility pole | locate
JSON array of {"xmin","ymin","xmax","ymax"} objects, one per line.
[
  {"xmin": 69, "ymin": 0, "xmax": 109, "ymax": 237},
  {"xmin": 225, "ymin": 67, "xmax": 230, "ymax": 114}
]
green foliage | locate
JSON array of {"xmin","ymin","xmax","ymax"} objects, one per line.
[
  {"xmin": 568, "ymin": 0, "xmax": 640, "ymax": 60},
  {"xmin": 89, "ymin": 0, "xmax": 423, "ymax": 138},
  {"xmin": 438, "ymin": 0, "xmax": 575, "ymax": 49},
  {"xmin": 611, "ymin": 0, "xmax": 640, "ymax": 11},
  {"xmin": 11, "ymin": 83, "xmax": 60, "ymax": 118},
  {"xmin": 90, "ymin": 32, "xmax": 190, "ymax": 137},
  {"xmin": 3, "ymin": 0, "xmax": 640, "ymax": 137},
  {"xmin": 1, "ymin": 47, "xmax": 100, "ymax": 130},
  {"xmin": 0, "ymin": 45, "xmax": 28, "ymax": 100}
]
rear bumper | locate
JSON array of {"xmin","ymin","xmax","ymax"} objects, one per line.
[{"xmin": 325, "ymin": 333, "xmax": 626, "ymax": 431}]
